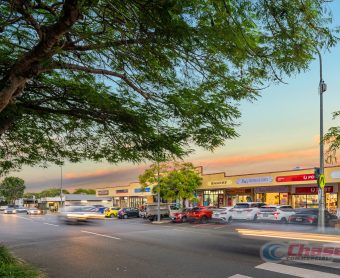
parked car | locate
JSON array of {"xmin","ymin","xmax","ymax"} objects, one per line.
[
  {"xmin": 230, "ymin": 202, "xmax": 266, "ymax": 221},
  {"xmin": 288, "ymin": 208, "xmax": 338, "ymax": 226},
  {"xmin": 58, "ymin": 206, "xmax": 105, "ymax": 223},
  {"xmin": 27, "ymin": 208, "xmax": 42, "ymax": 215},
  {"xmin": 105, "ymin": 207, "xmax": 121, "ymax": 218},
  {"xmin": 211, "ymin": 207, "xmax": 233, "ymax": 223},
  {"xmin": 4, "ymin": 207, "xmax": 17, "ymax": 214},
  {"xmin": 118, "ymin": 207, "xmax": 139, "ymax": 219},
  {"xmin": 186, "ymin": 206, "xmax": 214, "ymax": 224},
  {"xmin": 256, "ymin": 205, "xmax": 295, "ymax": 223},
  {"xmin": 0, "ymin": 205, "xmax": 8, "ymax": 212},
  {"xmin": 171, "ymin": 208, "xmax": 192, "ymax": 223}
]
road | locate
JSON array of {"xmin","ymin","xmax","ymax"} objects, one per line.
[{"xmin": 1, "ymin": 213, "xmax": 340, "ymax": 278}]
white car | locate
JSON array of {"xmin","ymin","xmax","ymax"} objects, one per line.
[
  {"xmin": 27, "ymin": 208, "xmax": 42, "ymax": 215},
  {"xmin": 257, "ymin": 205, "xmax": 296, "ymax": 224},
  {"xmin": 230, "ymin": 202, "xmax": 266, "ymax": 221},
  {"xmin": 212, "ymin": 207, "xmax": 233, "ymax": 223},
  {"xmin": 58, "ymin": 206, "xmax": 105, "ymax": 223}
]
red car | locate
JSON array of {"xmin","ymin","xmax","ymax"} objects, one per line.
[
  {"xmin": 186, "ymin": 206, "xmax": 214, "ymax": 224},
  {"xmin": 171, "ymin": 208, "xmax": 191, "ymax": 223}
]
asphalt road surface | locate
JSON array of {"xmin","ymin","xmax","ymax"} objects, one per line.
[{"xmin": 1, "ymin": 213, "xmax": 340, "ymax": 278}]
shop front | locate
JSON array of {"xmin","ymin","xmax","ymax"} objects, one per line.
[
  {"xmin": 254, "ymin": 186, "xmax": 290, "ymax": 205},
  {"xmin": 226, "ymin": 188, "xmax": 252, "ymax": 206},
  {"xmin": 292, "ymin": 185, "xmax": 338, "ymax": 213},
  {"xmin": 202, "ymin": 190, "xmax": 225, "ymax": 207}
]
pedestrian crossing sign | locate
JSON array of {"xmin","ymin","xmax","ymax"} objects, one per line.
[{"xmin": 318, "ymin": 174, "xmax": 326, "ymax": 189}]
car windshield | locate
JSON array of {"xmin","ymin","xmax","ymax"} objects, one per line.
[
  {"xmin": 295, "ymin": 209, "xmax": 319, "ymax": 215},
  {"xmin": 234, "ymin": 204, "xmax": 250, "ymax": 209}
]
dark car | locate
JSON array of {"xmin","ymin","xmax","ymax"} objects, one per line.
[
  {"xmin": 288, "ymin": 209, "xmax": 338, "ymax": 226},
  {"xmin": 118, "ymin": 207, "xmax": 139, "ymax": 219}
]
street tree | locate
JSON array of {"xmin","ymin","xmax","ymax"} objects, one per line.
[
  {"xmin": 139, "ymin": 161, "xmax": 202, "ymax": 206},
  {"xmin": 325, "ymin": 111, "xmax": 340, "ymax": 163},
  {"xmin": 0, "ymin": 176, "xmax": 25, "ymax": 204},
  {"xmin": 73, "ymin": 188, "xmax": 96, "ymax": 195},
  {"xmin": 0, "ymin": 0, "xmax": 337, "ymax": 174},
  {"xmin": 39, "ymin": 188, "xmax": 70, "ymax": 197}
]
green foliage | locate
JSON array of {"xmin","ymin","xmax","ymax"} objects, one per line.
[
  {"xmin": 325, "ymin": 111, "xmax": 340, "ymax": 164},
  {"xmin": 73, "ymin": 188, "xmax": 96, "ymax": 195},
  {"xmin": 0, "ymin": 177, "xmax": 25, "ymax": 204},
  {"xmin": 38, "ymin": 188, "xmax": 70, "ymax": 198},
  {"xmin": 0, "ymin": 245, "xmax": 43, "ymax": 278},
  {"xmin": 139, "ymin": 161, "xmax": 202, "ymax": 205},
  {"xmin": 0, "ymin": 0, "xmax": 338, "ymax": 174}
]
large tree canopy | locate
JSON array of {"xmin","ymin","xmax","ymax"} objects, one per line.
[
  {"xmin": 0, "ymin": 176, "xmax": 25, "ymax": 204},
  {"xmin": 325, "ymin": 111, "xmax": 340, "ymax": 163},
  {"xmin": 0, "ymin": 0, "xmax": 337, "ymax": 174}
]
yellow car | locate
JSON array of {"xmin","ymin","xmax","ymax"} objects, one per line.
[{"xmin": 105, "ymin": 207, "xmax": 121, "ymax": 218}]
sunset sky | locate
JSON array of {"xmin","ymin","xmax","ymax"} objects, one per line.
[{"xmin": 16, "ymin": 2, "xmax": 340, "ymax": 192}]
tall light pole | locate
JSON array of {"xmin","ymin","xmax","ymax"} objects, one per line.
[
  {"xmin": 317, "ymin": 51, "xmax": 327, "ymax": 230},
  {"xmin": 60, "ymin": 165, "xmax": 63, "ymax": 209},
  {"xmin": 157, "ymin": 160, "xmax": 161, "ymax": 222}
]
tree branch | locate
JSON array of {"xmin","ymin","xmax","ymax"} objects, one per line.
[{"xmin": 46, "ymin": 63, "xmax": 151, "ymax": 99}]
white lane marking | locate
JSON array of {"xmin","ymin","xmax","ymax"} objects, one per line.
[
  {"xmin": 43, "ymin": 222, "xmax": 59, "ymax": 227},
  {"xmin": 213, "ymin": 226, "xmax": 225, "ymax": 230},
  {"xmin": 228, "ymin": 275, "xmax": 253, "ymax": 278},
  {"xmin": 81, "ymin": 230, "xmax": 121, "ymax": 240},
  {"xmin": 293, "ymin": 260, "xmax": 340, "ymax": 270},
  {"xmin": 15, "ymin": 215, "xmax": 34, "ymax": 221},
  {"xmin": 255, "ymin": 262, "xmax": 340, "ymax": 278}
]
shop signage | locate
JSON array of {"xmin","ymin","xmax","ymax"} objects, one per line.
[
  {"xmin": 116, "ymin": 189, "xmax": 128, "ymax": 194},
  {"xmin": 236, "ymin": 176, "xmax": 273, "ymax": 185},
  {"xmin": 226, "ymin": 188, "xmax": 252, "ymax": 195},
  {"xmin": 276, "ymin": 174, "xmax": 315, "ymax": 183},
  {"xmin": 97, "ymin": 190, "xmax": 109, "ymax": 195},
  {"xmin": 331, "ymin": 170, "xmax": 340, "ymax": 179},
  {"xmin": 208, "ymin": 180, "xmax": 233, "ymax": 186},
  {"xmin": 295, "ymin": 186, "xmax": 333, "ymax": 194},
  {"xmin": 254, "ymin": 186, "xmax": 289, "ymax": 194},
  {"xmin": 134, "ymin": 187, "xmax": 151, "ymax": 193}
]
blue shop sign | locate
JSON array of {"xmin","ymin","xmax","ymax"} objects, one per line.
[{"xmin": 134, "ymin": 187, "xmax": 151, "ymax": 193}]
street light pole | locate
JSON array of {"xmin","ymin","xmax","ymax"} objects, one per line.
[
  {"xmin": 317, "ymin": 51, "xmax": 326, "ymax": 230},
  {"xmin": 60, "ymin": 165, "xmax": 63, "ymax": 209},
  {"xmin": 157, "ymin": 160, "xmax": 161, "ymax": 222}
]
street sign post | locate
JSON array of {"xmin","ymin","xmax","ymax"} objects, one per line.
[{"xmin": 318, "ymin": 174, "xmax": 326, "ymax": 189}]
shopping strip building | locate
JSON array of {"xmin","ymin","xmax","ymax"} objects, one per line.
[{"xmin": 96, "ymin": 165, "xmax": 340, "ymax": 213}]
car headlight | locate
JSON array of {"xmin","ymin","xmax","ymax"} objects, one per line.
[
  {"xmin": 4, "ymin": 210, "xmax": 7, "ymax": 213},
  {"xmin": 13, "ymin": 210, "xmax": 16, "ymax": 213}
]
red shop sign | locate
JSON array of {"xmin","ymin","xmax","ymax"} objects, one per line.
[
  {"xmin": 276, "ymin": 174, "xmax": 315, "ymax": 183},
  {"xmin": 295, "ymin": 186, "xmax": 333, "ymax": 194}
]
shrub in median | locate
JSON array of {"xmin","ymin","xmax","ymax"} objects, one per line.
[{"xmin": 0, "ymin": 245, "xmax": 43, "ymax": 278}]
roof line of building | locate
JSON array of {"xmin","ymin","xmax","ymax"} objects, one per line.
[{"xmin": 96, "ymin": 164, "xmax": 340, "ymax": 190}]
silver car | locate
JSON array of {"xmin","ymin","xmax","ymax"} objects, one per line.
[
  {"xmin": 58, "ymin": 206, "xmax": 105, "ymax": 223},
  {"xmin": 4, "ymin": 207, "xmax": 17, "ymax": 214},
  {"xmin": 27, "ymin": 208, "xmax": 42, "ymax": 215}
]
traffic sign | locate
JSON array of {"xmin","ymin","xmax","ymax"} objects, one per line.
[{"xmin": 318, "ymin": 174, "xmax": 326, "ymax": 189}]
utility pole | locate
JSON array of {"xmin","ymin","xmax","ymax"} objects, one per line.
[
  {"xmin": 317, "ymin": 51, "xmax": 326, "ymax": 230},
  {"xmin": 60, "ymin": 165, "xmax": 63, "ymax": 210},
  {"xmin": 157, "ymin": 160, "xmax": 161, "ymax": 222}
]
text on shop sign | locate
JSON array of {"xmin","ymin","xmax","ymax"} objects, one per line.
[
  {"xmin": 236, "ymin": 176, "xmax": 273, "ymax": 185},
  {"xmin": 276, "ymin": 174, "xmax": 315, "ymax": 182},
  {"xmin": 295, "ymin": 186, "xmax": 333, "ymax": 194}
]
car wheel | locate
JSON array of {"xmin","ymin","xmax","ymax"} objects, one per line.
[
  {"xmin": 227, "ymin": 216, "xmax": 232, "ymax": 224},
  {"xmin": 200, "ymin": 216, "xmax": 208, "ymax": 224},
  {"xmin": 280, "ymin": 217, "xmax": 287, "ymax": 224},
  {"xmin": 110, "ymin": 214, "xmax": 115, "ymax": 218},
  {"xmin": 182, "ymin": 216, "xmax": 187, "ymax": 223},
  {"xmin": 123, "ymin": 214, "xmax": 128, "ymax": 219}
]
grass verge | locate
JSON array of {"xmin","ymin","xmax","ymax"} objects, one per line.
[{"xmin": 0, "ymin": 245, "xmax": 45, "ymax": 278}]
